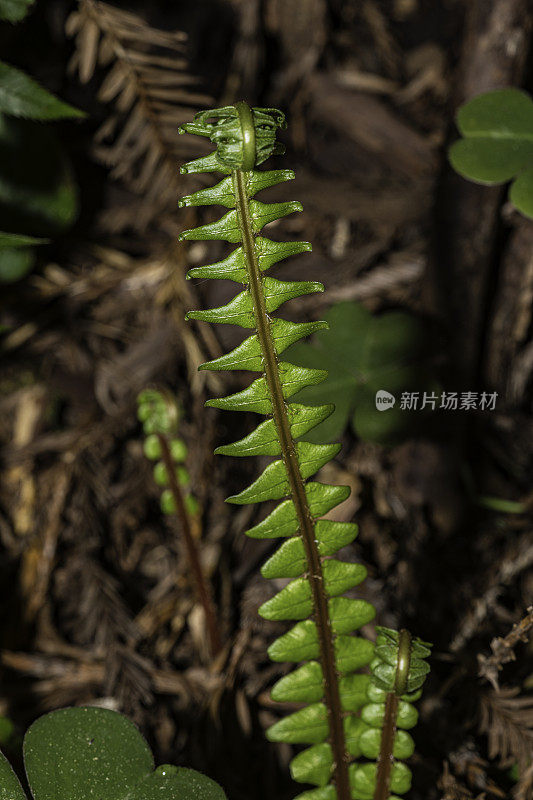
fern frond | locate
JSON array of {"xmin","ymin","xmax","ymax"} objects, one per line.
[
  {"xmin": 182, "ymin": 103, "xmax": 430, "ymax": 800},
  {"xmin": 351, "ymin": 628, "xmax": 431, "ymax": 800},
  {"xmin": 66, "ymin": 0, "xmax": 210, "ymax": 228},
  {"xmin": 285, "ymin": 628, "xmax": 431, "ymax": 800}
]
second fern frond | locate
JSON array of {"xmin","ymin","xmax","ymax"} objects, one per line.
[{"xmin": 138, "ymin": 388, "xmax": 221, "ymax": 658}]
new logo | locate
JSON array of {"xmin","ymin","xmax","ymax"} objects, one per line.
[{"xmin": 375, "ymin": 390, "xmax": 395, "ymax": 410}]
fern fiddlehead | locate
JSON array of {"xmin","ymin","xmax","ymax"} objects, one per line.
[
  {"xmin": 180, "ymin": 103, "xmax": 430, "ymax": 800},
  {"xmin": 355, "ymin": 628, "xmax": 431, "ymax": 800}
]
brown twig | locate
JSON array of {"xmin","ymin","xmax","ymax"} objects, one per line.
[
  {"xmin": 478, "ymin": 606, "xmax": 533, "ymax": 689},
  {"xmin": 450, "ymin": 540, "xmax": 533, "ymax": 654},
  {"xmin": 157, "ymin": 433, "xmax": 222, "ymax": 658}
]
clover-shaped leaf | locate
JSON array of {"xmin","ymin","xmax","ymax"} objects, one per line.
[
  {"xmin": 449, "ymin": 88, "xmax": 533, "ymax": 219},
  {"xmin": 0, "ymin": 0, "xmax": 34, "ymax": 22},
  {"xmin": 0, "ymin": 707, "xmax": 226, "ymax": 800},
  {"xmin": 285, "ymin": 302, "xmax": 432, "ymax": 444},
  {"xmin": 1, "ymin": 749, "xmax": 25, "ymax": 800}
]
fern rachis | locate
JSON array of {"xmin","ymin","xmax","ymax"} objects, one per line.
[
  {"xmin": 180, "ymin": 102, "xmax": 431, "ymax": 800},
  {"xmin": 232, "ymin": 113, "xmax": 350, "ymax": 798}
]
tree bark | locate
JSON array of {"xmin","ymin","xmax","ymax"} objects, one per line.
[{"xmin": 430, "ymin": 0, "xmax": 532, "ymax": 388}]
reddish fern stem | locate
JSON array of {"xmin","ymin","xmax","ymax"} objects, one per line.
[
  {"xmin": 374, "ymin": 629, "xmax": 412, "ymax": 800},
  {"xmin": 157, "ymin": 433, "xmax": 222, "ymax": 658},
  {"xmin": 233, "ymin": 165, "xmax": 351, "ymax": 800}
]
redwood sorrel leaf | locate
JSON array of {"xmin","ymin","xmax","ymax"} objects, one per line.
[
  {"xmin": 286, "ymin": 301, "xmax": 432, "ymax": 444},
  {"xmin": 20, "ymin": 706, "xmax": 226, "ymax": 800},
  {"xmin": 0, "ymin": 750, "xmax": 26, "ymax": 800},
  {"xmin": 0, "ymin": 0, "xmax": 34, "ymax": 23},
  {"xmin": 449, "ymin": 88, "xmax": 533, "ymax": 219}
]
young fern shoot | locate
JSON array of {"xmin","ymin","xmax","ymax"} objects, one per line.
[
  {"xmin": 361, "ymin": 628, "xmax": 431, "ymax": 800},
  {"xmin": 180, "ymin": 103, "xmax": 431, "ymax": 800},
  {"xmin": 138, "ymin": 388, "xmax": 221, "ymax": 658}
]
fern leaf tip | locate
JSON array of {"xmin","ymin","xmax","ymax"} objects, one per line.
[{"xmin": 225, "ymin": 494, "xmax": 245, "ymax": 505}]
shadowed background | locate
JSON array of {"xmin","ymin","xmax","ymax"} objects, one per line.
[{"xmin": 0, "ymin": 1, "xmax": 532, "ymax": 798}]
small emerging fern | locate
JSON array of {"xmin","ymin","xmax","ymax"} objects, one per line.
[
  {"xmin": 180, "ymin": 103, "xmax": 431, "ymax": 800},
  {"xmin": 137, "ymin": 388, "xmax": 221, "ymax": 657},
  {"xmin": 354, "ymin": 628, "xmax": 431, "ymax": 800}
]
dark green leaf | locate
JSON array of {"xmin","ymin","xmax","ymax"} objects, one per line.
[
  {"xmin": 510, "ymin": 164, "xmax": 533, "ymax": 217},
  {"xmin": 0, "ymin": 0, "xmax": 34, "ymax": 23},
  {"xmin": 216, "ymin": 405, "xmax": 332, "ymax": 458},
  {"xmin": 0, "ymin": 246, "xmax": 34, "ymax": 281},
  {"xmin": 179, "ymin": 169, "xmax": 295, "ymax": 208},
  {"xmin": 24, "ymin": 707, "xmax": 153, "ymax": 800},
  {"xmin": 0, "ymin": 718, "xmax": 15, "ymax": 747},
  {"xmin": 449, "ymin": 88, "xmax": 533, "ymax": 218},
  {"xmin": 188, "ymin": 278, "xmax": 322, "ymax": 329},
  {"xmin": 0, "ymin": 63, "xmax": 83, "ymax": 120},
  {"xmin": 0, "ymin": 750, "xmax": 26, "ymax": 800},
  {"xmin": 122, "ymin": 767, "xmax": 226, "ymax": 800},
  {"xmin": 206, "ymin": 363, "xmax": 327, "ymax": 415},
  {"xmin": 23, "ymin": 707, "xmax": 227, "ymax": 800}
]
